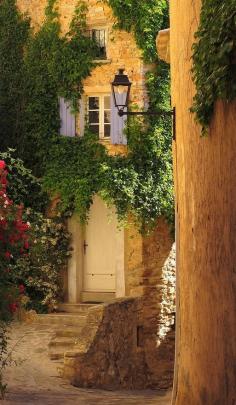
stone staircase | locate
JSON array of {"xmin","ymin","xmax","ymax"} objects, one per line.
[{"xmin": 32, "ymin": 304, "xmax": 95, "ymax": 362}]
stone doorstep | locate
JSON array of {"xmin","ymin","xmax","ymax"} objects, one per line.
[
  {"xmin": 35, "ymin": 313, "xmax": 88, "ymax": 326},
  {"xmin": 49, "ymin": 337, "xmax": 80, "ymax": 348},
  {"xmin": 54, "ymin": 327, "xmax": 85, "ymax": 338},
  {"xmin": 58, "ymin": 303, "xmax": 95, "ymax": 313}
]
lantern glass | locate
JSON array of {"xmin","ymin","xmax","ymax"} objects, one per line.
[{"xmin": 111, "ymin": 69, "xmax": 132, "ymax": 113}]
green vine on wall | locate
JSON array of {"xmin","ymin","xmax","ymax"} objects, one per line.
[
  {"xmin": 191, "ymin": 1, "xmax": 236, "ymax": 135},
  {"xmin": 0, "ymin": 0, "xmax": 97, "ymax": 176},
  {"xmin": 103, "ymin": 0, "xmax": 173, "ymax": 229},
  {"xmin": 0, "ymin": 0, "xmax": 30, "ymax": 152},
  {"xmin": 0, "ymin": 0, "xmax": 173, "ymax": 232},
  {"xmin": 22, "ymin": 0, "xmax": 97, "ymax": 175}
]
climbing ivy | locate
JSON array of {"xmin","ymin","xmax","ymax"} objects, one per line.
[
  {"xmin": 43, "ymin": 132, "xmax": 107, "ymax": 222},
  {"xmin": 0, "ymin": 0, "xmax": 30, "ymax": 152},
  {"xmin": 0, "ymin": 0, "xmax": 97, "ymax": 176},
  {"xmin": 104, "ymin": 0, "xmax": 168, "ymax": 62},
  {"xmin": 103, "ymin": 0, "xmax": 174, "ymax": 229},
  {"xmin": 22, "ymin": 0, "xmax": 97, "ymax": 175},
  {"xmin": 44, "ymin": 0, "xmax": 174, "ymax": 231},
  {"xmin": 0, "ymin": 0, "xmax": 173, "ymax": 232},
  {"xmin": 191, "ymin": 1, "xmax": 236, "ymax": 135},
  {"xmin": 101, "ymin": 118, "xmax": 173, "ymax": 232}
]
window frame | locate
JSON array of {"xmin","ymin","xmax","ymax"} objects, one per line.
[
  {"xmin": 87, "ymin": 94, "xmax": 111, "ymax": 139},
  {"xmin": 88, "ymin": 27, "xmax": 108, "ymax": 61}
]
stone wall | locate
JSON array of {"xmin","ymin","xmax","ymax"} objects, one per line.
[
  {"xmin": 126, "ymin": 218, "xmax": 176, "ymax": 388},
  {"xmin": 63, "ymin": 219, "xmax": 176, "ymax": 390},
  {"xmin": 63, "ymin": 296, "xmax": 175, "ymax": 389},
  {"xmin": 16, "ymin": 0, "xmax": 147, "ymax": 112},
  {"xmin": 16, "ymin": 0, "xmax": 176, "ymax": 390}
]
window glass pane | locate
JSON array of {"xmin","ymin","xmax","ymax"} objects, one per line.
[
  {"xmin": 89, "ymin": 124, "xmax": 99, "ymax": 135},
  {"xmin": 89, "ymin": 110, "xmax": 99, "ymax": 123},
  {"xmin": 89, "ymin": 97, "xmax": 99, "ymax": 110},
  {"xmin": 104, "ymin": 111, "xmax": 110, "ymax": 124},
  {"xmin": 104, "ymin": 124, "xmax": 110, "ymax": 137},
  {"xmin": 104, "ymin": 96, "xmax": 110, "ymax": 110}
]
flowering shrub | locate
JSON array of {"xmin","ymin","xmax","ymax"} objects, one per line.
[
  {"xmin": 13, "ymin": 210, "xmax": 71, "ymax": 313},
  {"xmin": 0, "ymin": 159, "xmax": 30, "ymax": 398},
  {"xmin": 0, "ymin": 151, "xmax": 71, "ymax": 313},
  {"xmin": 0, "ymin": 160, "xmax": 30, "ymax": 321}
]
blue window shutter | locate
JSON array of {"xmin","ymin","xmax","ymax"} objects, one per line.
[
  {"xmin": 79, "ymin": 97, "xmax": 85, "ymax": 137},
  {"xmin": 111, "ymin": 93, "xmax": 127, "ymax": 145},
  {"xmin": 59, "ymin": 97, "xmax": 76, "ymax": 137}
]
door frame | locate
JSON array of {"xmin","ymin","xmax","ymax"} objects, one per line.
[{"xmin": 66, "ymin": 199, "xmax": 125, "ymax": 303}]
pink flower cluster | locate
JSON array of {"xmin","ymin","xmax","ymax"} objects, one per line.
[{"xmin": 0, "ymin": 160, "xmax": 30, "ymax": 315}]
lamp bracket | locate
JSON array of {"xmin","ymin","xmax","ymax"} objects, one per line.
[{"xmin": 118, "ymin": 107, "xmax": 176, "ymax": 140}]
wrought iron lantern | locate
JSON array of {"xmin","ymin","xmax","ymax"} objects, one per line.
[
  {"xmin": 111, "ymin": 69, "xmax": 132, "ymax": 116},
  {"xmin": 111, "ymin": 69, "xmax": 176, "ymax": 138}
]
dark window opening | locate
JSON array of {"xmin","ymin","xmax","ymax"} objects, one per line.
[{"xmin": 90, "ymin": 29, "xmax": 107, "ymax": 60}]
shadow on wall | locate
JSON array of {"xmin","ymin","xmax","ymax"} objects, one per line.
[{"xmin": 63, "ymin": 218, "xmax": 176, "ymax": 390}]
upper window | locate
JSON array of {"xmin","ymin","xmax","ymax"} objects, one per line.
[
  {"xmin": 88, "ymin": 95, "xmax": 111, "ymax": 139},
  {"xmin": 90, "ymin": 29, "xmax": 107, "ymax": 60}
]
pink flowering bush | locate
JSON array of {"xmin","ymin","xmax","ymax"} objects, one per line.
[
  {"xmin": 0, "ymin": 160, "xmax": 30, "ymax": 321},
  {"xmin": 0, "ymin": 159, "xmax": 30, "ymax": 398}
]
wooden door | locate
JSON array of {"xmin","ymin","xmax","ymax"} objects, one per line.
[{"xmin": 83, "ymin": 196, "xmax": 120, "ymax": 292}]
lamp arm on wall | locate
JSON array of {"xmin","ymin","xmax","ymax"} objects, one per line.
[{"xmin": 118, "ymin": 107, "xmax": 176, "ymax": 140}]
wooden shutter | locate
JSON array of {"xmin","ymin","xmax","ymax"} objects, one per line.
[
  {"xmin": 59, "ymin": 97, "xmax": 76, "ymax": 137},
  {"xmin": 111, "ymin": 93, "xmax": 127, "ymax": 145},
  {"xmin": 79, "ymin": 97, "xmax": 85, "ymax": 137}
]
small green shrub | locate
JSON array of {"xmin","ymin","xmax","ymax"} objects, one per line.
[{"xmin": 13, "ymin": 211, "xmax": 71, "ymax": 313}]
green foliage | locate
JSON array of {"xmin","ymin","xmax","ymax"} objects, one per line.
[
  {"xmin": 191, "ymin": 1, "xmax": 236, "ymax": 135},
  {"xmin": 21, "ymin": 0, "xmax": 97, "ymax": 175},
  {"xmin": 0, "ymin": 0, "xmax": 173, "ymax": 232},
  {"xmin": 0, "ymin": 0, "xmax": 30, "ymax": 151},
  {"xmin": 0, "ymin": 150, "xmax": 71, "ymax": 313},
  {"xmin": 0, "ymin": 149, "xmax": 48, "ymax": 212},
  {"xmin": 0, "ymin": 0, "xmax": 97, "ymax": 176},
  {"xmin": 13, "ymin": 211, "xmax": 71, "ymax": 313},
  {"xmin": 104, "ymin": 0, "xmax": 173, "ymax": 229},
  {"xmin": 44, "ymin": 132, "xmax": 107, "ymax": 222},
  {"xmin": 43, "ymin": 0, "xmax": 174, "ymax": 231},
  {"xmin": 102, "ymin": 118, "xmax": 174, "ymax": 232},
  {"xmin": 104, "ymin": 0, "xmax": 168, "ymax": 62}
]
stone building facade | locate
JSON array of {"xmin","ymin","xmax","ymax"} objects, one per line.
[{"xmin": 17, "ymin": 0, "xmax": 176, "ymax": 390}]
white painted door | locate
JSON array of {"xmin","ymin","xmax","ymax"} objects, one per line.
[{"xmin": 83, "ymin": 196, "xmax": 121, "ymax": 292}]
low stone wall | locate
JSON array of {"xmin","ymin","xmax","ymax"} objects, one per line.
[
  {"xmin": 64, "ymin": 298, "xmax": 145, "ymax": 389},
  {"xmin": 63, "ymin": 219, "xmax": 176, "ymax": 390},
  {"xmin": 63, "ymin": 242, "xmax": 175, "ymax": 390}
]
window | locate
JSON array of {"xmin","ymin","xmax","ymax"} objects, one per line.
[
  {"xmin": 88, "ymin": 95, "xmax": 111, "ymax": 139},
  {"xmin": 90, "ymin": 29, "xmax": 107, "ymax": 60}
]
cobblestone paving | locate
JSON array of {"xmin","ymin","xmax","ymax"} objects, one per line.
[{"xmin": 2, "ymin": 322, "xmax": 172, "ymax": 405}]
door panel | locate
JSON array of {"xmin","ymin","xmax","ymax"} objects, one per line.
[{"xmin": 83, "ymin": 196, "xmax": 121, "ymax": 292}]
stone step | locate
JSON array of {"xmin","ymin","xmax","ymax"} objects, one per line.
[
  {"xmin": 58, "ymin": 303, "xmax": 95, "ymax": 313},
  {"xmin": 49, "ymin": 337, "xmax": 78, "ymax": 348},
  {"xmin": 34, "ymin": 313, "xmax": 87, "ymax": 326},
  {"xmin": 49, "ymin": 351, "xmax": 65, "ymax": 360},
  {"xmin": 54, "ymin": 326, "xmax": 84, "ymax": 338}
]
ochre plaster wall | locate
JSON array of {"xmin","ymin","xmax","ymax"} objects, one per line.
[{"xmin": 170, "ymin": 0, "xmax": 236, "ymax": 403}]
